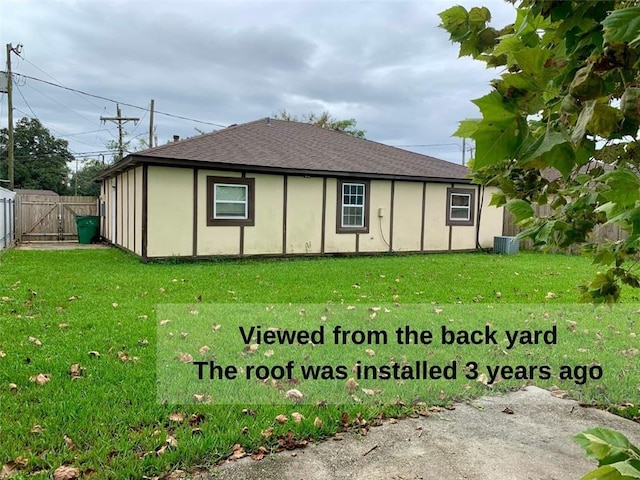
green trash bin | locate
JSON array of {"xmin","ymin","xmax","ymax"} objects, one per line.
[{"xmin": 76, "ymin": 215, "xmax": 100, "ymax": 244}]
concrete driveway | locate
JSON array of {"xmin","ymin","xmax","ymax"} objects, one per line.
[{"xmin": 194, "ymin": 386, "xmax": 640, "ymax": 480}]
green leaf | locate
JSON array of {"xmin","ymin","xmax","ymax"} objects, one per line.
[
  {"xmin": 574, "ymin": 428, "xmax": 635, "ymax": 464},
  {"xmin": 589, "ymin": 103, "xmax": 623, "ymax": 138},
  {"xmin": 512, "ymin": 47, "xmax": 552, "ymax": 85},
  {"xmin": 471, "ymin": 118, "xmax": 523, "ymax": 169},
  {"xmin": 572, "ymin": 100, "xmax": 596, "ymax": 145},
  {"xmin": 489, "ymin": 191, "xmax": 507, "ymax": 207},
  {"xmin": 472, "ymin": 91, "xmax": 519, "ymax": 122},
  {"xmin": 602, "ymin": 7, "xmax": 640, "ymax": 47},
  {"xmin": 453, "ymin": 119, "xmax": 480, "ymax": 138},
  {"xmin": 506, "ymin": 199, "xmax": 534, "ymax": 223},
  {"xmin": 520, "ymin": 130, "xmax": 575, "ymax": 178},
  {"xmin": 581, "ymin": 464, "xmax": 631, "ymax": 480},
  {"xmin": 598, "ymin": 169, "xmax": 640, "ymax": 207},
  {"xmin": 439, "ymin": 6, "xmax": 470, "ymax": 42}
]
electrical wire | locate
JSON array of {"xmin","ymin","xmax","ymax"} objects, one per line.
[{"xmin": 16, "ymin": 73, "xmax": 228, "ymax": 128}]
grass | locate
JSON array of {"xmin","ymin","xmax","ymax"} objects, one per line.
[{"xmin": 0, "ymin": 248, "xmax": 638, "ymax": 479}]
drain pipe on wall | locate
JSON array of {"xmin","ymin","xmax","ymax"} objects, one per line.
[{"xmin": 476, "ymin": 184, "xmax": 488, "ymax": 252}]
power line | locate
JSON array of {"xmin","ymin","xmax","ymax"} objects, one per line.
[{"xmin": 15, "ymin": 73, "xmax": 228, "ymax": 128}]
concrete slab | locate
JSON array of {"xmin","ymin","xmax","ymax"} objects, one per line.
[
  {"xmin": 14, "ymin": 241, "xmax": 110, "ymax": 250},
  {"xmin": 195, "ymin": 386, "xmax": 640, "ymax": 480}
]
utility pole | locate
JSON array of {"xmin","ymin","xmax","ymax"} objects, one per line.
[
  {"xmin": 461, "ymin": 138, "xmax": 466, "ymax": 166},
  {"xmin": 149, "ymin": 99, "xmax": 155, "ymax": 149},
  {"xmin": 100, "ymin": 105, "xmax": 139, "ymax": 161},
  {"xmin": 5, "ymin": 43, "xmax": 22, "ymax": 190}
]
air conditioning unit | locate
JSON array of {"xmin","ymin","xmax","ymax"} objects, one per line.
[{"xmin": 494, "ymin": 236, "xmax": 519, "ymax": 254}]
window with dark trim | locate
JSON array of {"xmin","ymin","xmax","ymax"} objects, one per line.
[
  {"xmin": 336, "ymin": 179, "xmax": 369, "ymax": 233},
  {"xmin": 206, "ymin": 176, "xmax": 255, "ymax": 226},
  {"xmin": 446, "ymin": 187, "xmax": 475, "ymax": 226}
]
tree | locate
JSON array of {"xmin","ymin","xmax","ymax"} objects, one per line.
[
  {"xmin": 0, "ymin": 117, "xmax": 73, "ymax": 194},
  {"xmin": 70, "ymin": 159, "xmax": 105, "ymax": 196},
  {"xmin": 440, "ymin": 1, "xmax": 640, "ymax": 302},
  {"xmin": 273, "ymin": 110, "xmax": 366, "ymax": 138}
]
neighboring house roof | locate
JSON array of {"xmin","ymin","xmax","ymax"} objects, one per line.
[
  {"xmin": 14, "ymin": 189, "xmax": 59, "ymax": 196},
  {"xmin": 97, "ymin": 118, "xmax": 470, "ymax": 183}
]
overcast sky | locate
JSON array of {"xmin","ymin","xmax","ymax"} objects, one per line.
[{"xmin": 1, "ymin": 0, "xmax": 517, "ymax": 167}]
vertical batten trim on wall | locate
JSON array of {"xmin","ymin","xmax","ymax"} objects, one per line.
[
  {"xmin": 420, "ymin": 181, "xmax": 427, "ymax": 251},
  {"xmin": 141, "ymin": 165, "xmax": 148, "ymax": 259},
  {"xmin": 239, "ymin": 172, "xmax": 246, "ymax": 256},
  {"xmin": 133, "ymin": 168, "xmax": 137, "ymax": 253},
  {"xmin": 282, "ymin": 175, "xmax": 288, "ymax": 255},
  {"xmin": 193, "ymin": 169, "xmax": 198, "ymax": 257},
  {"xmin": 126, "ymin": 170, "xmax": 130, "ymax": 249},
  {"xmin": 389, "ymin": 180, "xmax": 395, "ymax": 252},
  {"xmin": 321, "ymin": 177, "xmax": 327, "ymax": 253},
  {"xmin": 355, "ymin": 233, "xmax": 360, "ymax": 254},
  {"xmin": 448, "ymin": 182, "xmax": 454, "ymax": 251},
  {"xmin": 119, "ymin": 174, "xmax": 124, "ymax": 247}
]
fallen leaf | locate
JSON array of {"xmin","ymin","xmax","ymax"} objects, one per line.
[
  {"xmin": 260, "ymin": 427, "xmax": 274, "ymax": 438},
  {"xmin": 620, "ymin": 348, "xmax": 639, "ymax": 357},
  {"xmin": 64, "ymin": 435, "xmax": 76, "ymax": 450},
  {"xmin": 476, "ymin": 373, "xmax": 489, "ymax": 386},
  {"xmin": 345, "ymin": 378, "xmax": 359, "ymax": 390},
  {"xmin": 88, "ymin": 351, "xmax": 101, "ymax": 357},
  {"xmin": 155, "ymin": 444, "xmax": 167, "ymax": 457},
  {"xmin": 67, "ymin": 295, "xmax": 79, "ymax": 301},
  {"xmin": 347, "ymin": 305, "xmax": 356, "ymax": 310},
  {"xmin": 438, "ymin": 390, "xmax": 446, "ymax": 400},
  {"xmin": 434, "ymin": 308, "xmax": 444, "ymax": 314},
  {"xmin": 212, "ymin": 323, "xmax": 221, "ymax": 331},
  {"xmin": 361, "ymin": 388, "xmax": 382, "ymax": 395},
  {"xmin": 30, "ymin": 373, "xmax": 50, "ymax": 386},
  {"xmin": 198, "ymin": 345, "xmax": 210, "ymax": 355},
  {"xmin": 112, "ymin": 303, "xmax": 118, "ymax": 308},
  {"xmin": 159, "ymin": 319, "xmax": 171, "ymax": 326},
  {"xmin": 502, "ymin": 406, "xmax": 515, "ymax": 414},
  {"xmin": 285, "ymin": 389, "xmax": 303, "ymax": 402},
  {"xmin": 138, "ymin": 339, "xmax": 149, "ymax": 346},
  {"xmin": 252, "ymin": 446, "xmax": 268, "ymax": 461},
  {"xmin": 242, "ymin": 408, "xmax": 257, "ymax": 416},
  {"xmin": 191, "ymin": 428, "xmax": 203, "ymax": 435},
  {"xmin": 313, "ymin": 417, "xmax": 323, "ymax": 428},
  {"xmin": 58, "ymin": 323, "xmax": 69, "ymax": 329},
  {"xmin": 545, "ymin": 292, "xmax": 556, "ymax": 299},
  {"xmin": 291, "ymin": 412, "xmax": 304, "ymax": 423},
  {"xmin": 68, "ymin": 364, "xmax": 83, "ymax": 379},
  {"xmin": 566, "ymin": 320, "xmax": 577, "ymax": 332},
  {"xmin": 169, "ymin": 412, "xmax": 185, "ymax": 423},
  {"xmin": 30, "ymin": 424, "xmax": 43, "ymax": 433},
  {"xmin": 166, "ymin": 435, "xmax": 178, "ymax": 448},
  {"xmin": 550, "ymin": 389, "xmax": 568, "ymax": 399},
  {"xmin": 193, "ymin": 394, "xmax": 211, "ymax": 404},
  {"xmin": 179, "ymin": 353, "xmax": 193, "ymax": 363},
  {"xmin": 8, "ymin": 383, "xmax": 17, "ymax": 391},
  {"xmin": 229, "ymin": 443, "xmax": 246, "ymax": 460},
  {"xmin": 275, "ymin": 414, "xmax": 288, "ymax": 424},
  {"xmin": 365, "ymin": 348, "xmax": 375, "ymax": 357},
  {"xmin": 28, "ymin": 336, "xmax": 42, "ymax": 346},
  {"xmin": 264, "ymin": 349, "xmax": 274, "ymax": 357},
  {"xmin": 189, "ymin": 413, "xmax": 205, "ymax": 426},
  {"xmin": 389, "ymin": 418, "xmax": 398, "ymax": 424},
  {"xmin": 180, "ymin": 332, "xmax": 189, "ymax": 338},
  {"xmin": 0, "ymin": 351, "xmax": 5, "ymax": 358}
]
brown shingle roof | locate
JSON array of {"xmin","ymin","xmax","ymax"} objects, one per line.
[{"xmin": 99, "ymin": 118, "xmax": 470, "ymax": 182}]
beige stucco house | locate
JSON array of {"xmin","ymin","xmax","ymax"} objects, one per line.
[{"xmin": 96, "ymin": 118, "xmax": 503, "ymax": 260}]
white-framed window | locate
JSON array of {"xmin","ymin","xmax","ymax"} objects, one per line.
[
  {"xmin": 214, "ymin": 183, "xmax": 248, "ymax": 219},
  {"xmin": 206, "ymin": 176, "xmax": 255, "ymax": 226},
  {"xmin": 337, "ymin": 179, "xmax": 369, "ymax": 233},
  {"xmin": 446, "ymin": 187, "xmax": 475, "ymax": 226}
]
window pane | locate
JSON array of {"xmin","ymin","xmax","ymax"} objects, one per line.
[
  {"xmin": 216, "ymin": 185, "xmax": 247, "ymax": 201},
  {"xmin": 451, "ymin": 207, "xmax": 469, "ymax": 220},
  {"xmin": 342, "ymin": 206, "xmax": 363, "ymax": 227},
  {"xmin": 451, "ymin": 194, "xmax": 470, "ymax": 207},
  {"xmin": 216, "ymin": 202, "xmax": 246, "ymax": 217}
]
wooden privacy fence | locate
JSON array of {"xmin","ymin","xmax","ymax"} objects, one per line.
[
  {"xmin": 16, "ymin": 194, "xmax": 99, "ymax": 242},
  {"xmin": 0, "ymin": 187, "xmax": 16, "ymax": 250},
  {"xmin": 503, "ymin": 204, "xmax": 627, "ymax": 252}
]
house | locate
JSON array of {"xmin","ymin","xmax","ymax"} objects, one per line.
[{"xmin": 96, "ymin": 118, "xmax": 504, "ymax": 260}]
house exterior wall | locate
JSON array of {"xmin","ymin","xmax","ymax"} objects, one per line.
[
  {"xmin": 102, "ymin": 166, "xmax": 504, "ymax": 259},
  {"xmin": 146, "ymin": 166, "xmax": 193, "ymax": 257},
  {"xmin": 285, "ymin": 176, "xmax": 323, "ymax": 254},
  {"xmin": 478, "ymin": 186, "xmax": 504, "ymax": 249},
  {"xmin": 244, "ymin": 173, "xmax": 284, "ymax": 255}
]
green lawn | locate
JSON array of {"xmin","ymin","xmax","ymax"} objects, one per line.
[{"xmin": 0, "ymin": 249, "xmax": 638, "ymax": 479}]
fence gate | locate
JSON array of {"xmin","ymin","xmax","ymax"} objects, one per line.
[{"xmin": 16, "ymin": 195, "xmax": 98, "ymax": 242}]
